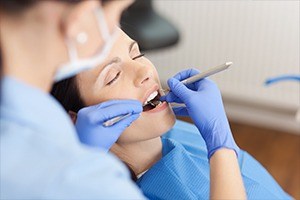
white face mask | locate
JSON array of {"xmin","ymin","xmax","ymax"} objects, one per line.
[{"xmin": 54, "ymin": 7, "xmax": 119, "ymax": 82}]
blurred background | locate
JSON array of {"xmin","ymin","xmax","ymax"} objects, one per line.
[{"xmin": 122, "ymin": 0, "xmax": 299, "ymax": 198}]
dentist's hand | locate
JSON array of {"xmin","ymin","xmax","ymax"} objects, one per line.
[
  {"xmin": 75, "ymin": 100, "xmax": 142, "ymax": 151},
  {"xmin": 160, "ymin": 69, "xmax": 239, "ymax": 159}
]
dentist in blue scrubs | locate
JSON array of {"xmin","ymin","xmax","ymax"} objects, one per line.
[{"xmin": 0, "ymin": 0, "xmax": 145, "ymax": 199}]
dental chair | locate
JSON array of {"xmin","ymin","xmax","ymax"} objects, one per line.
[{"xmin": 121, "ymin": 0, "xmax": 180, "ymax": 51}]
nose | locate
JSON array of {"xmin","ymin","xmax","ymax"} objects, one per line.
[{"xmin": 133, "ymin": 63, "xmax": 153, "ymax": 87}]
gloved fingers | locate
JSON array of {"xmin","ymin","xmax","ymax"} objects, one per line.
[
  {"xmin": 95, "ymin": 104, "xmax": 142, "ymax": 124},
  {"xmin": 160, "ymin": 91, "xmax": 184, "ymax": 103},
  {"xmin": 92, "ymin": 114, "xmax": 140, "ymax": 149},
  {"xmin": 111, "ymin": 113, "xmax": 140, "ymax": 129},
  {"xmin": 85, "ymin": 101, "xmax": 142, "ymax": 124},
  {"xmin": 167, "ymin": 78, "xmax": 191, "ymax": 100},
  {"xmin": 173, "ymin": 68, "xmax": 200, "ymax": 81},
  {"xmin": 78, "ymin": 99, "xmax": 142, "ymax": 116},
  {"xmin": 172, "ymin": 106, "xmax": 189, "ymax": 116}
]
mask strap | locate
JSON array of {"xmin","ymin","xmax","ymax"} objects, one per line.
[
  {"xmin": 55, "ymin": 7, "xmax": 118, "ymax": 82},
  {"xmin": 66, "ymin": 7, "xmax": 108, "ymax": 64},
  {"xmin": 66, "ymin": 38, "xmax": 78, "ymax": 64},
  {"xmin": 94, "ymin": 7, "xmax": 110, "ymax": 41}
]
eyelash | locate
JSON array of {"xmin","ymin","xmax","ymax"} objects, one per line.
[
  {"xmin": 107, "ymin": 71, "xmax": 120, "ymax": 85},
  {"xmin": 106, "ymin": 53, "xmax": 145, "ymax": 86},
  {"xmin": 132, "ymin": 53, "xmax": 145, "ymax": 60}
]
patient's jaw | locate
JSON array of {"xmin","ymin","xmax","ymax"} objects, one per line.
[{"xmin": 76, "ymin": 28, "xmax": 176, "ymax": 144}]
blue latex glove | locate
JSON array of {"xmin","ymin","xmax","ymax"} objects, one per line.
[
  {"xmin": 160, "ymin": 69, "xmax": 239, "ymax": 159},
  {"xmin": 75, "ymin": 100, "xmax": 142, "ymax": 151}
]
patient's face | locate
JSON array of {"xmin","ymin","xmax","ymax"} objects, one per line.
[{"xmin": 76, "ymin": 28, "xmax": 176, "ymax": 143}]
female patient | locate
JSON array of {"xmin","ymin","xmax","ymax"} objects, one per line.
[{"xmin": 52, "ymin": 28, "xmax": 292, "ymax": 199}]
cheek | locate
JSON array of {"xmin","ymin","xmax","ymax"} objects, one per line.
[
  {"xmin": 149, "ymin": 64, "xmax": 161, "ymax": 85},
  {"xmin": 85, "ymin": 87, "xmax": 138, "ymax": 106}
]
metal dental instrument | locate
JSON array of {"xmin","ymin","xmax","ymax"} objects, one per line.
[
  {"xmin": 103, "ymin": 100, "xmax": 158, "ymax": 127},
  {"xmin": 162, "ymin": 62, "xmax": 233, "ymax": 93},
  {"xmin": 103, "ymin": 62, "xmax": 232, "ymax": 127},
  {"xmin": 103, "ymin": 113, "xmax": 132, "ymax": 127}
]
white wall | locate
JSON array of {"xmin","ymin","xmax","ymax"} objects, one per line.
[{"xmin": 147, "ymin": 1, "xmax": 300, "ymax": 133}]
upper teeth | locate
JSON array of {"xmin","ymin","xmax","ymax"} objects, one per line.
[{"xmin": 144, "ymin": 91, "xmax": 158, "ymax": 105}]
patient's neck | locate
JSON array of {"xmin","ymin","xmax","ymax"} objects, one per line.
[{"xmin": 110, "ymin": 137, "xmax": 162, "ymax": 176}]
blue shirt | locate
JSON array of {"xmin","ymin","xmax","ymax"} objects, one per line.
[
  {"xmin": 137, "ymin": 121, "xmax": 292, "ymax": 200},
  {"xmin": 0, "ymin": 76, "xmax": 145, "ymax": 199}
]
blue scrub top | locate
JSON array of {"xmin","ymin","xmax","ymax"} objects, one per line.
[
  {"xmin": 0, "ymin": 76, "xmax": 145, "ymax": 199},
  {"xmin": 137, "ymin": 120, "xmax": 292, "ymax": 200}
]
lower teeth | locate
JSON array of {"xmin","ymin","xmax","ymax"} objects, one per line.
[{"xmin": 149, "ymin": 100, "xmax": 162, "ymax": 107}]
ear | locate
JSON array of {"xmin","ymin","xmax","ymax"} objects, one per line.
[{"xmin": 68, "ymin": 111, "xmax": 78, "ymax": 124}]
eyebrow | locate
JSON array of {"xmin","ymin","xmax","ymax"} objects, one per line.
[
  {"xmin": 103, "ymin": 57, "xmax": 121, "ymax": 68},
  {"xmin": 98, "ymin": 57, "xmax": 121, "ymax": 76},
  {"xmin": 129, "ymin": 41, "xmax": 138, "ymax": 52}
]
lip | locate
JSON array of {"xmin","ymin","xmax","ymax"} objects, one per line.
[
  {"xmin": 141, "ymin": 84, "xmax": 160, "ymax": 105},
  {"xmin": 143, "ymin": 101, "xmax": 168, "ymax": 113}
]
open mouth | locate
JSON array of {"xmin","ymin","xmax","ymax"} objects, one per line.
[{"xmin": 142, "ymin": 90, "xmax": 163, "ymax": 112}]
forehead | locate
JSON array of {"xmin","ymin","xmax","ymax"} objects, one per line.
[
  {"xmin": 117, "ymin": 28, "xmax": 133, "ymax": 47},
  {"xmin": 105, "ymin": 28, "xmax": 135, "ymax": 57}
]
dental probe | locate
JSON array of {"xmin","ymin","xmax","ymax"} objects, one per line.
[
  {"xmin": 103, "ymin": 113, "xmax": 132, "ymax": 127},
  {"xmin": 162, "ymin": 62, "xmax": 232, "ymax": 93}
]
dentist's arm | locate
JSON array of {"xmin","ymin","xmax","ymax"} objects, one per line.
[
  {"xmin": 75, "ymin": 99, "xmax": 142, "ymax": 151},
  {"xmin": 210, "ymin": 149, "xmax": 246, "ymax": 199},
  {"xmin": 161, "ymin": 69, "xmax": 246, "ymax": 199}
]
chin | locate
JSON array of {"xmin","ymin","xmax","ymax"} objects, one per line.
[{"xmin": 117, "ymin": 104, "xmax": 176, "ymax": 144}]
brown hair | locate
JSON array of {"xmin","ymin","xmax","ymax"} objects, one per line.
[
  {"xmin": 0, "ymin": 0, "xmax": 36, "ymax": 13},
  {"xmin": 51, "ymin": 77, "xmax": 85, "ymax": 113},
  {"xmin": 0, "ymin": 0, "xmax": 86, "ymax": 14}
]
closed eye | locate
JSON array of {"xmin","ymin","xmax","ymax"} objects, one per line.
[
  {"xmin": 107, "ymin": 71, "xmax": 121, "ymax": 85},
  {"xmin": 105, "ymin": 52, "xmax": 143, "ymax": 86},
  {"xmin": 132, "ymin": 53, "xmax": 145, "ymax": 60}
]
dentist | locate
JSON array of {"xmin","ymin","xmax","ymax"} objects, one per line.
[{"xmin": 0, "ymin": 0, "xmax": 144, "ymax": 199}]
